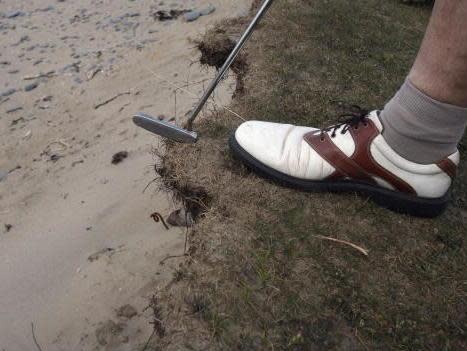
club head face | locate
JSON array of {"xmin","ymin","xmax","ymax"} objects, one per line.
[{"xmin": 133, "ymin": 112, "xmax": 198, "ymax": 144}]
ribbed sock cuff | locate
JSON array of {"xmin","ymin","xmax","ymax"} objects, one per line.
[{"xmin": 380, "ymin": 79, "xmax": 467, "ymax": 164}]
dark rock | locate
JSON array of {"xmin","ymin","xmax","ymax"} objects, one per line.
[
  {"xmin": 153, "ymin": 9, "xmax": 189, "ymax": 21},
  {"xmin": 24, "ymin": 82, "xmax": 39, "ymax": 92},
  {"xmin": 111, "ymin": 151, "xmax": 128, "ymax": 165}
]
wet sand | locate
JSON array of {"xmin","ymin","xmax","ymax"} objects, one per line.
[{"xmin": 0, "ymin": 0, "xmax": 250, "ymax": 349}]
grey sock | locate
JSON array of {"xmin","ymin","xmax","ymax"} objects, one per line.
[{"xmin": 380, "ymin": 79, "xmax": 467, "ymax": 164}]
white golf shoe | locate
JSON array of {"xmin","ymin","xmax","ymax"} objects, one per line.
[{"xmin": 229, "ymin": 110, "xmax": 459, "ymax": 217}]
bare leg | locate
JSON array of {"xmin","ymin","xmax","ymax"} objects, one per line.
[
  {"xmin": 409, "ymin": 0, "xmax": 467, "ymax": 107},
  {"xmin": 380, "ymin": 0, "xmax": 467, "ymax": 164}
]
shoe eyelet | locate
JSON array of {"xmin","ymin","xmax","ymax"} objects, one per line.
[
  {"xmin": 363, "ymin": 122, "xmax": 368, "ymax": 127},
  {"xmin": 353, "ymin": 126, "xmax": 359, "ymax": 130},
  {"xmin": 320, "ymin": 137, "xmax": 325, "ymax": 142}
]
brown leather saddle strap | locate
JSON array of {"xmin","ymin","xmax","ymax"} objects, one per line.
[
  {"xmin": 304, "ymin": 120, "xmax": 416, "ymax": 194},
  {"xmin": 436, "ymin": 158, "xmax": 457, "ymax": 179}
]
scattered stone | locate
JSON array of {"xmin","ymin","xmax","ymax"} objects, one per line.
[
  {"xmin": 12, "ymin": 35, "xmax": 29, "ymax": 46},
  {"xmin": 71, "ymin": 160, "xmax": 84, "ymax": 167},
  {"xmin": 200, "ymin": 4, "xmax": 216, "ymax": 16},
  {"xmin": 88, "ymin": 247, "xmax": 115, "ymax": 262},
  {"xmin": 3, "ymin": 11, "xmax": 26, "ymax": 19},
  {"xmin": 36, "ymin": 6, "xmax": 54, "ymax": 13},
  {"xmin": 111, "ymin": 151, "xmax": 128, "ymax": 165},
  {"xmin": 167, "ymin": 208, "xmax": 194, "ymax": 227},
  {"xmin": 0, "ymin": 170, "xmax": 7, "ymax": 182},
  {"xmin": 24, "ymin": 82, "xmax": 39, "ymax": 92},
  {"xmin": 184, "ymin": 11, "xmax": 201, "ymax": 22},
  {"xmin": 4, "ymin": 224, "xmax": 12, "ymax": 233},
  {"xmin": 1, "ymin": 88, "xmax": 16, "ymax": 97},
  {"xmin": 6, "ymin": 107, "xmax": 23, "ymax": 114},
  {"xmin": 49, "ymin": 154, "xmax": 62, "ymax": 162},
  {"xmin": 153, "ymin": 9, "xmax": 189, "ymax": 21},
  {"xmin": 116, "ymin": 304, "xmax": 137, "ymax": 319}
]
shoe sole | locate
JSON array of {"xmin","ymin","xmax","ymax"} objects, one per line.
[{"xmin": 229, "ymin": 134, "xmax": 449, "ymax": 218}]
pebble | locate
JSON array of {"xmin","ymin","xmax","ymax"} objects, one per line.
[
  {"xmin": 1, "ymin": 88, "xmax": 16, "ymax": 97},
  {"xmin": 200, "ymin": 4, "xmax": 216, "ymax": 16},
  {"xmin": 184, "ymin": 11, "xmax": 201, "ymax": 22},
  {"xmin": 24, "ymin": 82, "xmax": 39, "ymax": 92},
  {"xmin": 36, "ymin": 6, "xmax": 55, "ymax": 13},
  {"xmin": 6, "ymin": 107, "xmax": 23, "ymax": 114},
  {"xmin": 3, "ymin": 11, "xmax": 26, "ymax": 19},
  {"xmin": 0, "ymin": 170, "xmax": 7, "ymax": 182}
]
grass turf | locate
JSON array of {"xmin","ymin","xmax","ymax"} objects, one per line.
[{"xmin": 152, "ymin": 1, "xmax": 467, "ymax": 350}]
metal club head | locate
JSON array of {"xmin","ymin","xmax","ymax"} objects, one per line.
[
  {"xmin": 132, "ymin": 0, "xmax": 275, "ymax": 144},
  {"xmin": 132, "ymin": 112, "xmax": 198, "ymax": 144}
]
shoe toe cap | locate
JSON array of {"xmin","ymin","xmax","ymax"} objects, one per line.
[
  {"xmin": 234, "ymin": 120, "xmax": 322, "ymax": 177},
  {"xmin": 235, "ymin": 120, "xmax": 294, "ymax": 166}
]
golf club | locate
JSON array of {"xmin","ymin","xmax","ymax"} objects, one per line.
[{"xmin": 133, "ymin": 0, "xmax": 275, "ymax": 143}]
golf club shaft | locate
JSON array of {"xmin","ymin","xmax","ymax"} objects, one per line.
[{"xmin": 186, "ymin": 0, "xmax": 275, "ymax": 130}]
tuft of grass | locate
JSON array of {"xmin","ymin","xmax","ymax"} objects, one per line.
[{"xmin": 155, "ymin": 1, "xmax": 467, "ymax": 350}]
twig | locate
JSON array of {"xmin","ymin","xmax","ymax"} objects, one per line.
[
  {"xmin": 184, "ymin": 226, "xmax": 189, "ymax": 254},
  {"xmin": 141, "ymin": 329, "xmax": 156, "ymax": 351},
  {"xmin": 23, "ymin": 71, "xmax": 56, "ymax": 80},
  {"xmin": 151, "ymin": 212, "xmax": 169, "ymax": 230},
  {"xmin": 86, "ymin": 67, "xmax": 102, "ymax": 81},
  {"xmin": 31, "ymin": 322, "xmax": 43, "ymax": 351},
  {"xmin": 142, "ymin": 177, "xmax": 160, "ymax": 194},
  {"xmin": 94, "ymin": 91, "xmax": 131, "ymax": 110},
  {"xmin": 159, "ymin": 253, "xmax": 188, "ymax": 265},
  {"xmin": 45, "ymin": 139, "xmax": 70, "ymax": 151},
  {"xmin": 314, "ymin": 235, "xmax": 369, "ymax": 256}
]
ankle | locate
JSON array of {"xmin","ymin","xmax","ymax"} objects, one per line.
[{"xmin": 380, "ymin": 79, "xmax": 467, "ymax": 164}]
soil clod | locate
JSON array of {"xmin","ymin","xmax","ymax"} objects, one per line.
[
  {"xmin": 116, "ymin": 304, "xmax": 138, "ymax": 319},
  {"xmin": 111, "ymin": 151, "xmax": 128, "ymax": 165}
]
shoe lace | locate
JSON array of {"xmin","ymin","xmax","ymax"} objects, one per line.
[{"xmin": 320, "ymin": 105, "xmax": 370, "ymax": 140}]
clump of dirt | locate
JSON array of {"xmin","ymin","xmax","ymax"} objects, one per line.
[
  {"xmin": 153, "ymin": 145, "xmax": 211, "ymax": 223},
  {"xmin": 153, "ymin": 9, "xmax": 190, "ymax": 22},
  {"xmin": 95, "ymin": 320, "xmax": 126, "ymax": 346},
  {"xmin": 111, "ymin": 151, "xmax": 128, "ymax": 165},
  {"xmin": 116, "ymin": 304, "xmax": 138, "ymax": 320},
  {"xmin": 196, "ymin": 28, "xmax": 248, "ymax": 96}
]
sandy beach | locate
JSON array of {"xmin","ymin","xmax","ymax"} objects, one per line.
[{"xmin": 0, "ymin": 0, "xmax": 250, "ymax": 349}]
